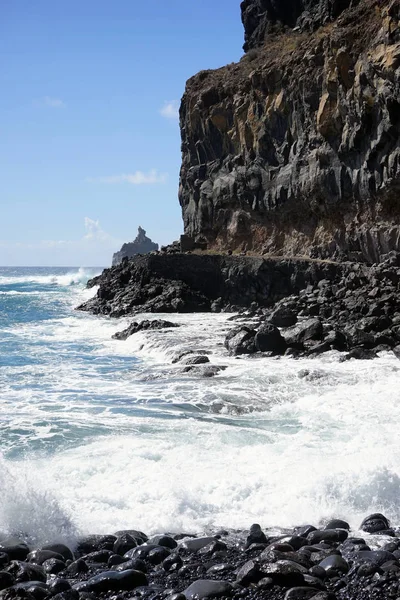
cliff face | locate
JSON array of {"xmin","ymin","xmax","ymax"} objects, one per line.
[
  {"xmin": 179, "ymin": 0, "xmax": 400, "ymax": 263},
  {"xmin": 112, "ymin": 226, "xmax": 158, "ymax": 266}
]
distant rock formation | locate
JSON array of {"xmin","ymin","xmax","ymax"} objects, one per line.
[{"xmin": 112, "ymin": 227, "xmax": 159, "ymax": 266}]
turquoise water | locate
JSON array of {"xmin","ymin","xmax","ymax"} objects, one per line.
[{"xmin": 1, "ymin": 266, "xmax": 400, "ymax": 544}]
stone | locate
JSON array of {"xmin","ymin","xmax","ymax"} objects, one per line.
[
  {"xmin": 113, "ymin": 533, "xmax": 138, "ymax": 555},
  {"xmin": 270, "ymin": 307, "xmax": 298, "ymax": 327},
  {"xmin": 73, "ymin": 569, "xmax": 147, "ymax": 593},
  {"xmin": 319, "ymin": 555, "xmax": 349, "ymax": 574},
  {"xmin": 224, "ymin": 326, "xmax": 256, "ymax": 355},
  {"xmin": 236, "ymin": 560, "xmax": 261, "ymax": 585},
  {"xmin": 308, "ymin": 529, "xmax": 348, "ymax": 544},
  {"xmin": 255, "ymin": 322, "xmax": 287, "ymax": 353},
  {"xmin": 0, "ymin": 572, "xmax": 14, "ymax": 591},
  {"xmin": 246, "ymin": 524, "xmax": 268, "ymax": 547},
  {"xmin": 284, "ymin": 588, "xmax": 322, "ymax": 600},
  {"xmin": 148, "ymin": 535, "xmax": 177, "ymax": 549},
  {"xmin": 181, "ymin": 538, "xmax": 217, "ymax": 552},
  {"xmin": 113, "ymin": 319, "xmax": 179, "ymax": 341},
  {"xmin": 41, "ymin": 544, "xmax": 74, "ymax": 562},
  {"xmin": 0, "ymin": 545, "xmax": 29, "ymax": 562},
  {"xmin": 283, "ymin": 319, "xmax": 323, "ymax": 346},
  {"xmin": 360, "ymin": 513, "xmax": 390, "ymax": 533},
  {"xmin": 183, "ymin": 580, "xmax": 232, "ymax": 599}
]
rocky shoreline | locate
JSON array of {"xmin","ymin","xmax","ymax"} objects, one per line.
[
  {"xmin": 77, "ymin": 251, "xmax": 400, "ymax": 361},
  {"xmin": 1, "ymin": 513, "xmax": 400, "ymax": 600}
]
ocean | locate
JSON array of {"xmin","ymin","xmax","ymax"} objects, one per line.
[{"xmin": 1, "ymin": 266, "xmax": 400, "ymax": 546}]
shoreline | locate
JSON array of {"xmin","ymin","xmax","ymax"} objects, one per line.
[{"xmin": 1, "ymin": 513, "xmax": 399, "ymax": 600}]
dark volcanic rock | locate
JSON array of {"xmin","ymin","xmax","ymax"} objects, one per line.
[
  {"xmin": 224, "ymin": 326, "xmax": 256, "ymax": 355},
  {"xmin": 74, "ymin": 569, "xmax": 147, "ymax": 593},
  {"xmin": 183, "ymin": 579, "xmax": 232, "ymax": 599},
  {"xmin": 360, "ymin": 513, "xmax": 391, "ymax": 533},
  {"xmin": 78, "ymin": 254, "xmax": 345, "ymax": 317},
  {"xmin": 112, "ymin": 226, "xmax": 158, "ymax": 266},
  {"xmin": 255, "ymin": 322, "xmax": 286, "ymax": 353},
  {"xmin": 112, "ymin": 319, "xmax": 179, "ymax": 341},
  {"xmin": 180, "ymin": 0, "xmax": 400, "ymax": 263}
]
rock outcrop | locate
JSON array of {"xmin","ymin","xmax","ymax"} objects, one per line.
[
  {"xmin": 179, "ymin": 0, "xmax": 400, "ymax": 263},
  {"xmin": 77, "ymin": 254, "xmax": 345, "ymax": 317},
  {"xmin": 112, "ymin": 227, "xmax": 158, "ymax": 266}
]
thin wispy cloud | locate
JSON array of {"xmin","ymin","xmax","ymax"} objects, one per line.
[
  {"xmin": 160, "ymin": 101, "xmax": 179, "ymax": 120},
  {"xmin": 43, "ymin": 96, "xmax": 66, "ymax": 108},
  {"xmin": 0, "ymin": 218, "xmax": 121, "ymax": 265},
  {"xmin": 87, "ymin": 170, "xmax": 168, "ymax": 185}
]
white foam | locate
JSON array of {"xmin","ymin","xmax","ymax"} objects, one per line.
[
  {"xmin": 3, "ymin": 287, "xmax": 400, "ymax": 540},
  {"xmin": 0, "ymin": 267, "xmax": 99, "ymax": 288}
]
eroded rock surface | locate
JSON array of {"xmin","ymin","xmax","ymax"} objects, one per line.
[
  {"xmin": 179, "ymin": 0, "xmax": 400, "ymax": 263},
  {"xmin": 112, "ymin": 227, "xmax": 158, "ymax": 266}
]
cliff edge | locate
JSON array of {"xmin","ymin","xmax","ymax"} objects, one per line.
[{"xmin": 179, "ymin": 0, "xmax": 400, "ymax": 263}]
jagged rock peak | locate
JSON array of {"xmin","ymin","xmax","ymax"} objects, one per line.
[
  {"xmin": 241, "ymin": 0, "xmax": 353, "ymax": 51},
  {"xmin": 112, "ymin": 226, "xmax": 159, "ymax": 266}
]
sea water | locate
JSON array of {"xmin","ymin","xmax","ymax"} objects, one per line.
[{"xmin": 1, "ymin": 266, "xmax": 400, "ymax": 546}]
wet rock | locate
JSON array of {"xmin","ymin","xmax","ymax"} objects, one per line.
[
  {"xmin": 148, "ymin": 535, "xmax": 177, "ymax": 549},
  {"xmin": 255, "ymin": 323, "xmax": 286, "ymax": 353},
  {"xmin": 183, "ymin": 579, "xmax": 232, "ymax": 599},
  {"xmin": 113, "ymin": 534, "xmax": 138, "ymax": 556},
  {"xmin": 6, "ymin": 562, "xmax": 46, "ymax": 583},
  {"xmin": 270, "ymin": 307, "xmax": 298, "ymax": 328},
  {"xmin": 360, "ymin": 513, "xmax": 390, "ymax": 533},
  {"xmin": 162, "ymin": 554, "xmax": 183, "ymax": 573},
  {"xmin": 76, "ymin": 535, "xmax": 117, "ymax": 555},
  {"xmin": 283, "ymin": 319, "xmax": 323, "ymax": 346},
  {"xmin": 74, "ymin": 569, "xmax": 147, "ymax": 593},
  {"xmin": 308, "ymin": 530, "xmax": 348, "ymax": 544},
  {"xmin": 319, "ymin": 555, "xmax": 349, "ymax": 575},
  {"xmin": 245, "ymin": 524, "xmax": 268, "ymax": 548},
  {"xmin": 180, "ymin": 355, "xmax": 210, "ymax": 366},
  {"xmin": 236, "ymin": 560, "xmax": 261, "ymax": 585},
  {"xmin": 41, "ymin": 558, "xmax": 65, "ymax": 575},
  {"xmin": 0, "ymin": 546, "xmax": 29, "ymax": 562},
  {"xmin": 260, "ymin": 562, "xmax": 305, "ymax": 586},
  {"xmin": 224, "ymin": 326, "xmax": 256, "ymax": 355},
  {"xmin": 113, "ymin": 320, "xmax": 179, "ymax": 341},
  {"xmin": 114, "ymin": 530, "xmax": 148, "ymax": 545},
  {"xmin": 324, "ymin": 520, "xmax": 350, "ymax": 531},
  {"xmin": 41, "ymin": 544, "xmax": 73, "ymax": 562},
  {"xmin": 0, "ymin": 573, "xmax": 14, "ymax": 592},
  {"xmin": 283, "ymin": 587, "xmax": 322, "ymax": 599},
  {"xmin": 65, "ymin": 559, "xmax": 89, "ymax": 576},
  {"xmin": 27, "ymin": 550, "xmax": 64, "ymax": 565},
  {"xmin": 181, "ymin": 538, "xmax": 217, "ymax": 553}
]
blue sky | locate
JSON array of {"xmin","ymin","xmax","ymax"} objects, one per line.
[{"xmin": 0, "ymin": 1, "xmax": 244, "ymax": 266}]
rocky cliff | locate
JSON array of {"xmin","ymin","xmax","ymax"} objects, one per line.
[
  {"xmin": 112, "ymin": 226, "xmax": 158, "ymax": 266},
  {"xmin": 179, "ymin": 0, "xmax": 400, "ymax": 263}
]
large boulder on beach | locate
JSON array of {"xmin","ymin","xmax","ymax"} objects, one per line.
[
  {"xmin": 283, "ymin": 319, "xmax": 323, "ymax": 346},
  {"xmin": 360, "ymin": 513, "xmax": 390, "ymax": 534},
  {"xmin": 255, "ymin": 323, "xmax": 286, "ymax": 354},
  {"xmin": 224, "ymin": 326, "xmax": 256, "ymax": 355}
]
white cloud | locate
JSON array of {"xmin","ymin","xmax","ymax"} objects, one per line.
[
  {"xmin": 160, "ymin": 100, "xmax": 179, "ymax": 120},
  {"xmin": 43, "ymin": 96, "xmax": 66, "ymax": 108},
  {"xmin": 83, "ymin": 217, "xmax": 114, "ymax": 242},
  {"xmin": 87, "ymin": 170, "xmax": 168, "ymax": 185}
]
